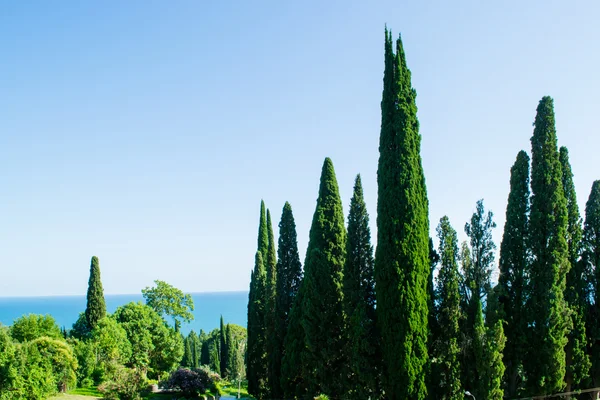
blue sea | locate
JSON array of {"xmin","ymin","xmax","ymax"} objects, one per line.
[{"xmin": 0, "ymin": 291, "xmax": 248, "ymax": 335}]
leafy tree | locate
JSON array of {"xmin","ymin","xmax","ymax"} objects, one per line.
[
  {"xmin": 90, "ymin": 317, "xmax": 132, "ymax": 379},
  {"xmin": 463, "ymin": 199, "xmax": 497, "ymax": 303},
  {"xmin": 142, "ymin": 280, "xmax": 194, "ymax": 330},
  {"xmin": 70, "ymin": 312, "xmax": 91, "ymax": 340},
  {"xmin": 225, "ymin": 324, "xmax": 247, "ymax": 380},
  {"xmin": 200, "ymin": 328, "xmax": 221, "ymax": 373},
  {"xmin": 498, "ymin": 150, "xmax": 530, "ymax": 397},
  {"xmin": 431, "ymin": 216, "xmax": 462, "ymax": 400},
  {"xmin": 299, "ymin": 157, "xmax": 347, "ymax": 397},
  {"xmin": 343, "ymin": 174, "xmax": 378, "ymax": 398},
  {"xmin": 10, "ymin": 314, "xmax": 62, "ymax": 342},
  {"xmin": 247, "ymin": 201, "xmax": 268, "ymax": 397},
  {"xmin": 584, "ymin": 181, "xmax": 600, "ymax": 387},
  {"xmin": 461, "ymin": 200, "xmax": 496, "ymax": 396},
  {"xmin": 559, "ymin": 146, "xmax": 591, "ymax": 392},
  {"xmin": 113, "ymin": 302, "xmax": 183, "ymax": 378},
  {"xmin": 375, "ymin": 29, "xmax": 430, "ymax": 400},
  {"xmin": 85, "ymin": 256, "xmax": 106, "ymax": 331},
  {"xmin": 27, "ymin": 337, "xmax": 78, "ymax": 392},
  {"xmin": 525, "ymin": 96, "xmax": 570, "ymax": 396},
  {"xmin": 0, "ymin": 326, "xmax": 20, "ymax": 398},
  {"xmin": 273, "ymin": 202, "xmax": 302, "ymax": 399}
]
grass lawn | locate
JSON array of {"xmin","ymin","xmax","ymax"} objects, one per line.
[{"xmin": 48, "ymin": 387, "xmax": 102, "ymax": 399}]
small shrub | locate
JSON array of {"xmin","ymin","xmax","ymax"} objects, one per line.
[
  {"xmin": 98, "ymin": 366, "xmax": 145, "ymax": 400},
  {"xmin": 163, "ymin": 367, "xmax": 216, "ymax": 398},
  {"xmin": 314, "ymin": 395, "xmax": 330, "ymax": 400}
]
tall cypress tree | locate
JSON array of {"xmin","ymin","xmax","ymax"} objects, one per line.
[
  {"xmin": 85, "ymin": 256, "xmax": 106, "ymax": 331},
  {"xmin": 473, "ymin": 298, "xmax": 506, "ymax": 400},
  {"xmin": 498, "ymin": 150, "xmax": 530, "ymax": 397},
  {"xmin": 560, "ymin": 147, "xmax": 591, "ymax": 392},
  {"xmin": 375, "ymin": 29, "xmax": 430, "ymax": 400},
  {"xmin": 281, "ymin": 286, "xmax": 307, "ymax": 399},
  {"xmin": 525, "ymin": 96, "xmax": 570, "ymax": 396},
  {"xmin": 584, "ymin": 181, "xmax": 600, "ymax": 387},
  {"xmin": 265, "ymin": 209, "xmax": 278, "ymax": 397},
  {"xmin": 247, "ymin": 202, "xmax": 269, "ymax": 396},
  {"xmin": 246, "ymin": 251, "xmax": 267, "ymax": 397},
  {"xmin": 432, "ymin": 216, "xmax": 462, "ymax": 400},
  {"xmin": 273, "ymin": 202, "xmax": 302, "ymax": 399},
  {"xmin": 300, "ymin": 157, "xmax": 346, "ymax": 397},
  {"xmin": 220, "ymin": 315, "xmax": 228, "ymax": 377},
  {"xmin": 343, "ymin": 174, "xmax": 378, "ymax": 399}
]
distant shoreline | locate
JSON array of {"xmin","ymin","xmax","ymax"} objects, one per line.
[{"xmin": 0, "ymin": 290, "xmax": 249, "ymax": 299}]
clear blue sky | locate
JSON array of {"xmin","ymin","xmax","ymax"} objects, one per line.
[{"xmin": 1, "ymin": 1, "xmax": 598, "ymax": 297}]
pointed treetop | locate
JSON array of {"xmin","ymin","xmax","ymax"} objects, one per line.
[{"xmin": 258, "ymin": 200, "xmax": 269, "ymax": 257}]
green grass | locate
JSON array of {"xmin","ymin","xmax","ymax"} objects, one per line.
[
  {"xmin": 219, "ymin": 381, "xmax": 255, "ymax": 399},
  {"xmin": 68, "ymin": 387, "xmax": 102, "ymax": 397}
]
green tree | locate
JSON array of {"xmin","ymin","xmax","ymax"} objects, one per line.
[
  {"xmin": 272, "ymin": 202, "xmax": 302, "ymax": 399},
  {"xmin": 247, "ymin": 251, "xmax": 267, "ymax": 397},
  {"xmin": 300, "ymin": 157, "xmax": 346, "ymax": 397},
  {"xmin": 200, "ymin": 328, "xmax": 221, "ymax": 373},
  {"xmin": 525, "ymin": 96, "xmax": 570, "ymax": 396},
  {"xmin": 265, "ymin": 208, "xmax": 278, "ymax": 397},
  {"xmin": 0, "ymin": 326, "xmax": 20, "ymax": 398},
  {"xmin": 584, "ymin": 181, "xmax": 600, "ymax": 387},
  {"xmin": 10, "ymin": 314, "xmax": 62, "ymax": 342},
  {"xmin": 142, "ymin": 280, "xmax": 194, "ymax": 330},
  {"xmin": 113, "ymin": 302, "xmax": 183, "ymax": 378},
  {"xmin": 247, "ymin": 201, "xmax": 269, "ymax": 397},
  {"xmin": 281, "ymin": 285, "xmax": 307, "ymax": 399},
  {"xmin": 375, "ymin": 29, "xmax": 430, "ymax": 400},
  {"xmin": 473, "ymin": 299, "xmax": 506, "ymax": 400},
  {"xmin": 343, "ymin": 174, "xmax": 378, "ymax": 399},
  {"xmin": 560, "ymin": 146, "xmax": 591, "ymax": 392},
  {"xmin": 461, "ymin": 200, "xmax": 496, "ymax": 397},
  {"xmin": 90, "ymin": 317, "xmax": 132, "ymax": 380},
  {"xmin": 219, "ymin": 316, "xmax": 228, "ymax": 377},
  {"xmin": 85, "ymin": 256, "xmax": 106, "ymax": 331},
  {"xmin": 498, "ymin": 150, "xmax": 530, "ymax": 397},
  {"xmin": 431, "ymin": 216, "xmax": 462, "ymax": 400}
]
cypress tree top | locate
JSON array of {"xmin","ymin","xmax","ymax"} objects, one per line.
[
  {"xmin": 375, "ymin": 29, "xmax": 430, "ymax": 400},
  {"xmin": 85, "ymin": 255, "xmax": 106, "ymax": 330},
  {"xmin": 526, "ymin": 96, "xmax": 570, "ymax": 395},
  {"xmin": 301, "ymin": 157, "xmax": 346, "ymax": 397}
]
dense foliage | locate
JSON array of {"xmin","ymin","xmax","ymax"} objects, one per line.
[
  {"xmin": 374, "ymin": 29, "xmax": 430, "ymax": 400},
  {"xmin": 85, "ymin": 256, "xmax": 106, "ymax": 331}
]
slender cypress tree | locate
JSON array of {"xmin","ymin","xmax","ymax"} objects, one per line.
[
  {"xmin": 190, "ymin": 330, "xmax": 200, "ymax": 369},
  {"xmin": 281, "ymin": 286, "xmax": 307, "ymax": 399},
  {"xmin": 432, "ymin": 216, "xmax": 462, "ymax": 400},
  {"xmin": 273, "ymin": 202, "xmax": 302, "ymax": 399},
  {"xmin": 265, "ymin": 209, "xmax": 278, "ymax": 396},
  {"xmin": 247, "ymin": 202, "xmax": 269, "ymax": 396},
  {"xmin": 220, "ymin": 315, "xmax": 228, "ymax": 377},
  {"xmin": 375, "ymin": 29, "xmax": 430, "ymax": 400},
  {"xmin": 584, "ymin": 181, "xmax": 600, "ymax": 387},
  {"xmin": 498, "ymin": 150, "xmax": 530, "ymax": 397},
  {"xmin": 525, "ymin": 96, "xmax": 570, "ymax": 396},
  {"xmin": 300, "ymin": 157, "xmax": 346, "ymax": 397},
  {"xmin": 247, "ymin": 252, "xmax": 267, "ymax": 396},
  {"xmin": 182, "ymin": 334, "xmax": 193, "ymax": 367},
  {"xmin": 560, "ymin": 147, "xmax": 591, "ymax": 392},
  {"xmin": 473, "ymin": 298, "xmax": 506, "ymax": 400},
  {"xmin": 85, "ymin": 256, "xmax": 106, "ymax": 331},
  {"xmin": 343, "ymin": 174, "xmax": 378, "ymax": 399}
]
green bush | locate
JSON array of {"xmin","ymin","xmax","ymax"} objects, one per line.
[{"xmin": 98, "ymin": 366, "xmax": 146, "ymax": 400}]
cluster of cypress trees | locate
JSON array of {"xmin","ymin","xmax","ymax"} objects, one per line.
[
  {"xmin": 246, "ymin": 29, "xmax": 600, "ymax": 400},
  {"xmin": 497, "ymin": 97, "xmax": 600, "ymax": 398}
]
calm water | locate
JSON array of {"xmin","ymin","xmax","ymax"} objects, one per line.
[{"xmin": 0, "ymin": 291, "xmax": 248, "ymax": 335}]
